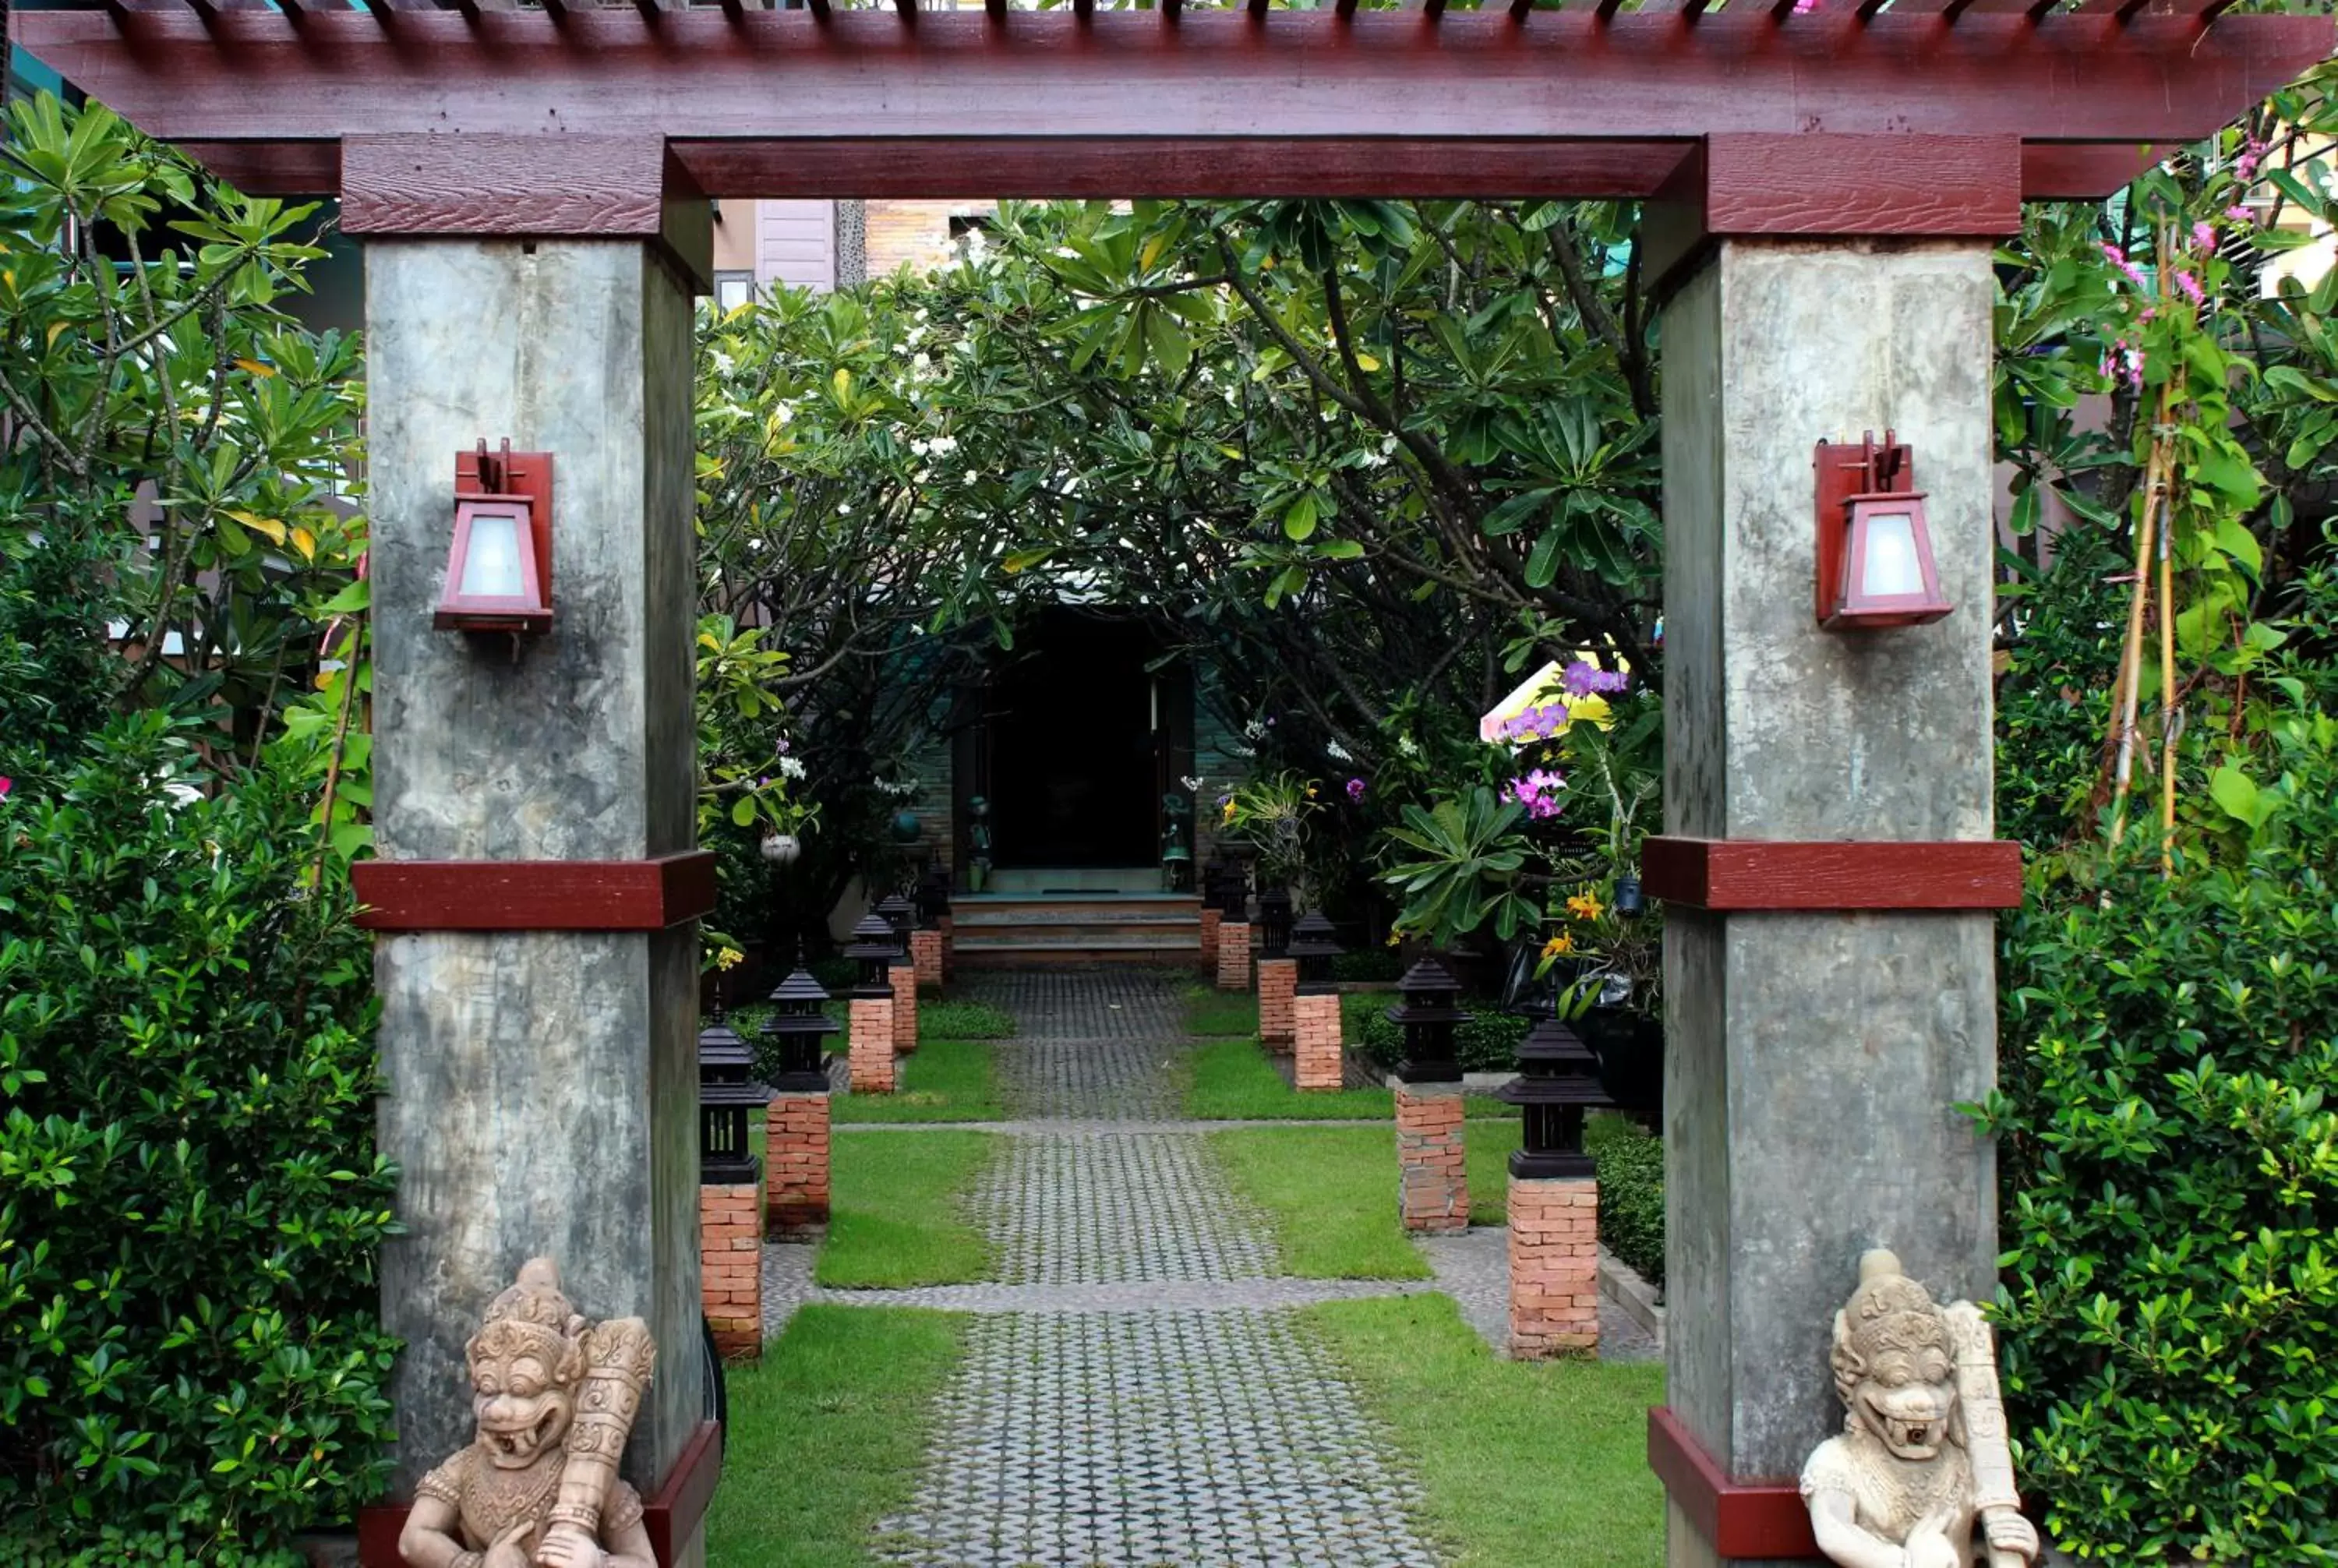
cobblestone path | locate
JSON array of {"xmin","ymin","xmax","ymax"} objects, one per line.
[{"xmin": 857, "ymin": 969, "xmax": 1449, "ymax": 1568}]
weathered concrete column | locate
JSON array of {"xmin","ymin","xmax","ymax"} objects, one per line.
[
  {"xmin": 1216, "ymin": 922, "xmax": 1252, "ymax": 991},
  {"xmin": 1508, "ymin": 1174, "xmax": 1598, "ymax": 1358},
  {"xmin": 363, "ymin": 206, "xmax": 711, "ymax": 1552},
  {"xmin": 1393, "ymin": 1081, "xmax": 1467, "ymax": 1232},
  {"xmin": 1293, "ymin": 991, "xmax": 1344, "ymax": 1092},
  {"xmin": 765, "ymin": 1090, "xmax": 832, "ymax": 1234},
  {"xmin": 1257, "ymin": 956, "xmax": 1297, "ymax": 1051},
  {"xmin": 890, "ymin": 958, "xmax": 919, "ymax": 1054},
  {"xmin": 849, "ymin": 995, "xmax": 897, "ymax": 1093},
  {"xmin": 699, "ymin": 1179, "xmax": 762, "ymax": 1362},
  {"xmin": 1198, "ymin": 906, "xmax": 1222, "ymax": 972},
  {"xmin": 1657, "ymin": 238, "xmax": 2001, "ymax": 1566}
]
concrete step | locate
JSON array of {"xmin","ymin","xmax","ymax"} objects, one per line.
[
  {"xmin": 952, "ymin": 936, "xmax": 1205, "ymax": 969},
  {"xmin": 985, "ymin": 866, "xmax": 1164, "ymax": 894}
]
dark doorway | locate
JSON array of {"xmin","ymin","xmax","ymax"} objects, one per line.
[{"xmin": 987, "ymin": 610, "xmax": 1158, "ymax": 868}]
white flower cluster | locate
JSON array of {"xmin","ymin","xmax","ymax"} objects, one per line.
[
  {"xmin": 877, "ymin": 777, "xmax": 924, "ymax": 800},
  {"xmin": 778, "ymin": 756, "xmax": 807, "ymax": 781},
  {"xmin": 1325, "ymin": 740, "xmax": 1353, "ymax": 762},
  {"xmin": 1179, "ymin": 775, "xmax": 1206, "ymax": 793}
]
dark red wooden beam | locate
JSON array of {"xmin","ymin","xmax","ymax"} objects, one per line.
[
  {"xmin": 351, "ymin": 852, "xmax": 720, "ymax": 931},
  {"xmin": 12, "ymin": 9, "xmax": 2328, "ymax": 150},
  {"xmin": 1648, "ymin": 1408, "xmax": 1817, "ymax": 1561},
  {"xmin": 1640, "ymin": 836, "xmax": 2025, "ymax": 911}
]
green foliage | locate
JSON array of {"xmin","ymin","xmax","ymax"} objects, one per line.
[
  {"xmin": 1586, "ymin": 1114, "xmax": 1664, "ymax": 1291},
  {"xmin": 1328, "ymin": 948, "xmax": 1403, "ymax": 984},
  {"xmin": 1980, "ymin": 706, "xmax": 2338, "ymax": 1560},
  {"xmin": 1351, "ymin": 994, "xmax": 1528, "ymax": 1075},
  {"xmin": 1383, "ymin": 788, "xmax": 1535, "ymax": 947},
  {"xmin": 0, "ymin": 717, "xmax": 398, "ymax": 1558}
]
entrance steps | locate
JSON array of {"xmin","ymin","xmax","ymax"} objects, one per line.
[{"xmin": 953, "ymin": 884, "xmax": 1203, "ymax": 968}]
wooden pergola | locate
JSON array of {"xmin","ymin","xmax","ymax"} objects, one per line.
[{"xmin": 13, "ymin": 7, "xmax": 2326, "ymax": 1567}]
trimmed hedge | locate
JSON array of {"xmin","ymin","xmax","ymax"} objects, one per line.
[
  {"xmin": 1587, "ymin": 1115, "xmax": 1664, "ymax": 1290},
  {"xmin": 1352, "ymin": 999, "xmax": 1527, "ymax": 1073}
]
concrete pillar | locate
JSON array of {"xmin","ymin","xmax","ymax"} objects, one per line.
[
  {"xmin": 1393, "ymin": 1082, "xmax": 1467, "ymax": 1232},
  {"xmin": 1508, "ymin": 1174, "xmax": 1598, "ymax": 1358},
  {"xmin": 890, "ymin": 960, "xmax": 919, "ymax": 1054},
  {"xmin": 765, "ymin": 1090, "xmax": 831, "ymax": 1234},
  {"xmin": 367, "ymin": 235, "xmax": 705, "ymax": 1504},
  {"xmin": 911, "ymin": 927, "xmax": 944, "ymax": 990},
  {"xmin": 1658, "ymin": 240, "xmax": 1999, "ymax": 1566},
  {"xmin": 699, "ymin": 1180, "xmax": 762, "ymax": 1362},
  {"xmin": 1216, "ymin": 922, "xmax": 1252, "ymax": 991},
  {"xmin": 1257, "ymin": 956, "xmax": 1297, "ymax": 1051},
  {"xmin": 1198, "ymin": 906, "xmax": 1222, "ymax": 971},
  {"xmin": 849, "ymin": 996, "xmax": 896, "ymax": 1093},
  {"xmin": 1293, "ymin": 991, "xmax": 1344, "ymax": 1092}
]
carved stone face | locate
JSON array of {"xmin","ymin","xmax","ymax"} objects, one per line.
[
  {"xmin": 1852, "ymin": 1340, "xmax": 1957, "ymax": 1461},
  {"xmin": 471, "ymin": 1346, "xmax": 576, "ymax": 1470}
]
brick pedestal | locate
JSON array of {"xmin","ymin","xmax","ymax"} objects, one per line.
[
  {"xmin": 1294, "ymin": 991, "xmax": 1344, "ymax": 1091},
  {"xmin": 1508, "ymin": 1174, "xmax": 1598, "ymax": 1358},
  {"xmin": 765, "ymin": 1091, "xmax": 831, "ymax": 1232},
  {"xmin": 1395, "ymin": 1082, "xmax": 1468, "ymax": 1232},
  {"xmin": 1258, "ymin": 957, "xmax": 1297, "ymax": 1051},
  {"xmin": 849, "ymin": 996, "xmax": 896, "ymax": 1093},
  {"xmin": 938, "ymin": 913, "xmax": 955, "ymax": 981},
  {"xmin": 911, "ymin": 928, "xmax": 944, "ymax": 989},
  {"xmin": 1198, "ymin": 907, "xmax": 1222, "ymax": 971},
  {"xmin": 890, "ymin": 962, "xmax": 919, "ymax": 1054},
  {"xmin": 700, "ymin": 1180, "xmax": 762, "ymax": 1362},
  {"xmin": 1216, "ymin": 922, "xmax": 1252, "ymax": 991}
]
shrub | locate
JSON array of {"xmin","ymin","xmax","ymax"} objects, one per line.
[
  {"xmin": 1329, "ymin": 948, "xmax": 1404, "ymax": 984},
  {"xmin": 1352, "ymin": 998, "xmax": 1527, "ymax": 1073},
  {"xmin": 1587, "ymin": 1114, "xmax": 1664, "ymax": 1290},
  {"xmin": 1983, "ymin": 719, "xmax": 2338, "ymax": 1561},
  {"xmin": 0, "ymin": 717, "xmax": 400, "ymax": 1560}
]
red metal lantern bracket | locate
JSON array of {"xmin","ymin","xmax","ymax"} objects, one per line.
[
  {"xmin": 1813, "ymin": 432, "xmax": 1912, "ymax": 626},
  {"xmin": 436, "ymin": 439, "xmax": 555, "ymax": 634}
]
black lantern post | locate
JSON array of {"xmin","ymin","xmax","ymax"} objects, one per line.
[
  {"xmin": 916, "ymin": 860, "xmax": 952, "ymax": 928},
  {"xmin": 1288, "ymin": 909, "xmax": 1343, "ymax": 996},
  {"xmin": 1497, "ymin": 1015, "xmax": 1615, "ymax": 1178},
  {"xmin": 698, "ymin": 1005, "xmax": 768, "ymax": 1185},
  {"xmin": 1202, "ymin": 856, "xmax": 1230, "ymax": 912},
  {"xmin": 760, "ymin": 948, "xmax": 840, "ymax": 1094},
  {"xmin": 1217, "ymin": 860, "xmax": 1249, "ymax": 922},
  {"xmin": 1386, "ymin": 958, "xmax": 1471, "ymax": 1082},
  {"xmin": 875, "ymin": 891, "xmax": 916, "ymax": 945},
  {"xmin": 1256, "ymin": 887, "xmax": 1293, "ymax": 958},
  {"xmin": 844, "ymin": 912, "xmax": 901, "ymax": 999}
]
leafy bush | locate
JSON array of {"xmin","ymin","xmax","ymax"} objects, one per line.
[
  {"xmin": 0, "ymin": 717, "xmax": 399, "ymax": 1559},
  {"xmin": 1328, "ymin": 948, "xmax": 1403, "ymax": 984},
  {"xmin": 1586, "ymin": 1114, "xmax": 1664, "ymax": 1290},
  {"xmin": 1352, "ymin": 998, "xmax": 1527, "ymax": 1073},
  {"xmin": 1981, "ymin": 708, "xmax": 2338, "ymax": 1562}
]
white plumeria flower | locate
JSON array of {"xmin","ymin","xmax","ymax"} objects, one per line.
[{"xmin": 779, "ymin": 757, "xmax": 807, "ymax": 780}]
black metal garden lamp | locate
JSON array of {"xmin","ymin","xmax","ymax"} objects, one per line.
[
  {"xmin": 1288, "ymin": 909, "xmax": 1343, "ymax": 996},
  {"xmin": 1203, "ymin": 856, "xmax": 1230, "ymax": 910},
  {"xmin": 845, "ymin": 912, "xmax": 902, "ymax": 999},
  {"xmin": 760, "ymin": 948, "xmax": 840, "ymax": 1094},
  {"xmin": 916, "ymin": 860, "xmax": 952, "ymax": 928},
  {"xmin": 1257, "ymin": 887, "xmax": 1293, "ymax": 957},
  {"xmin": 698, "ymin": 1005, "xmax": 769, "ymax": 1185},
  {"xmin": 1386, "ymin": 958, "xmax": 1471, "ymax": 1082},
  {"xmin": 1497, "ymin": 1015, "xmax": 1614, "ymax": 1179},
  {"xmin": 1217, "ymin": 860, "xmax": 1249, "ymax": 922},
  {"xmin": 875, "ymin": 891, "xmax": 916, "ymax": 945}
]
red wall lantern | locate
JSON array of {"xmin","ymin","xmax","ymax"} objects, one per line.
[
  {"xmin": 1813, "ymin": 431, "xmax": 1951, "ymax": 631},
  {"xmin": 435, "ymin": 439, "xmax": 554, "ymax": 636}
]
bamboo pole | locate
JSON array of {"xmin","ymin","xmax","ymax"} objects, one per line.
[{"xmin": 2107, "ymin": 429, "xmax": 2167, "ymax": 849}]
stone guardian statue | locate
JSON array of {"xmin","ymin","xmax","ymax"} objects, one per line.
[
  {"xmin": 1800, "ymin": 1249, "xmax": 2041, "ymax": 1568},
  {"xmin": 399, "ymin": 1258, "xmax": 658, "ymax": 1568}
]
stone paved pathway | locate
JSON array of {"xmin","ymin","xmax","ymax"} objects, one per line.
[{"xmin": 759, "ymin": 968, "xmax": 1650, "ymax": 1566}]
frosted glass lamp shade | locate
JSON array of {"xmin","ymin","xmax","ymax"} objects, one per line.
[
  {"xmin": 1826, "ymin": 493, "xmax": 1951, "ymax": 630},
  {"xmin": 435, "ymin": 495, "xmax": 552, "ymax": 633}
]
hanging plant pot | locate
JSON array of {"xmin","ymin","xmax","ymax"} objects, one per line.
[
  {"xmin": 889, "ymin": 810, "xmax": 923, "ymax": 844},
  {"xmin": 761, "ymin": 832, "xmax": 802, "ymax": 866}
]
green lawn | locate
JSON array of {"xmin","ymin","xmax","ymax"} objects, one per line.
[
  {"xmin": 1211, "ymin": 1119, "xmax": 1527, "ymax": 1274},
  {"xmin": 816, "ymin": 1129, "xmax": 997, "ymax": 1287},
  {"xmin": 1181, "ymin": 1034, "xmax": 1517, "ymax": 1122},
  {"xmin": 1305, "ymin": 1295, "xmax": 1666, "ymax": 1568},
  {"xmin": 704, "ymin": 1304, "xmax": 968, "ymax": 1568},
  {"xmin": 1181, "ymin": 983, "xmax": 1260, "ymax": 1038},
  {"xmin": 832, "ymin": 1036, "xmax": 1005, "ymax": 1124},
  {"xmin": 919, "ymin": 995, "xmax": 1017, "ymax": 1040}
]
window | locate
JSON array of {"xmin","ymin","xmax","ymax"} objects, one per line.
[{"xmin": 713, "ymin": 270, "xmax": 755, "ymax": 313}]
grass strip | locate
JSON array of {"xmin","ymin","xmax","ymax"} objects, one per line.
[
  {"xmin": 816, "ymin": 1129, "xmax": 996, "ymax": 1287},
  {"xmin": 1465, "ymin": 1117, "xmax": 1522, "ymax": 1226},
  {"xmin": 1183, "ymin": 1035, "xmax": 1397, "ymax": 1120},
  {"xmin": 919, "ymin": 996, "xmax": 1017, "ymax": 1040},
  {"xmin": 832, "ymin": 1036, "xmax": 1005, "ymax": 1124},
  {"xmin": 1304, "ymin": 1294, "xmax": 1667, "ymax": 1568},
  {"xmin": 1181, "ymin": 984, "xmax": 1261, "ymax": 1038},
  {"xmin": 1210, "ymin": 1125, "xmax": 1429, "ymax": 1280},
  {"xmin": 704, "ymin": 1304, "xmax": 966, "ymax": 1568}
]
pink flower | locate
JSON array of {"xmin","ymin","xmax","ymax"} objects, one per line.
[
  {"xmin": 2227, "ymin": 205, "xmax": 2255, "ymax": 224},
  {"xmin": 0, "ymin": 776, "xmax": 10, "ymax": 800},
  {"xmin": 2192, "ymin": 221, "xmax": 2217, "ymax": 253},
  {"xmin": 2174, "ymin": 270, "xmax": 2205, "ymax": 306},
  {"xmin": 1345, "ymin": 777, "xmax": 1366, "ymax": 803}
]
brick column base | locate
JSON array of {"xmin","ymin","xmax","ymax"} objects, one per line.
[
  {"xmin": 1294, "ymin": 991, "xmax": 1344, "ymax": 1091},
  {"xmin": 1198, "ymin": 907, "xmax": 1223, "ymax": 971},
  {"xmin": 911, "ymin": 928, "xmax": 944, "ymax": 990},
  {"xmin": 891, "ymin": 962, "xmax": 919, "ymax": 1054},
  {"xmin": 1395, "ymin": 1082, "xmax": 1468, "ymax": 1232},
  {"xmin": 1509, "ymin": 1174, "xmax": 1599, "ymax": 1358},
  {"xmin": 1217, "ymin": 922, "xmax": 1252, "ymax": 991},
  {"xmin": 1258, "ymin": 957, "xmax": 1297, "ymax": 1051},
  {"xmin": 700, "ymin": 1180, "xmax": 762, "ymax": 1361},
  {"xmin": 849, "ymin": 997, "xmax": 895, "ymax": 1093},
  {"xmin": 938, "ymin": 914, "xmax": 955, "ymax": 981},
  {"xmin": 765, "ymin": 1092, "xmax": 831, "ymax": 1233}
]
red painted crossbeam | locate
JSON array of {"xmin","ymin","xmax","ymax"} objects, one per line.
[
  {"xmin": 1640, "ymin": 836, "xmax": 2025, "ymax": 911},
  {"xmin": 12, "ymin": 9, "xmax": 2325, "ymax": 154}
]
